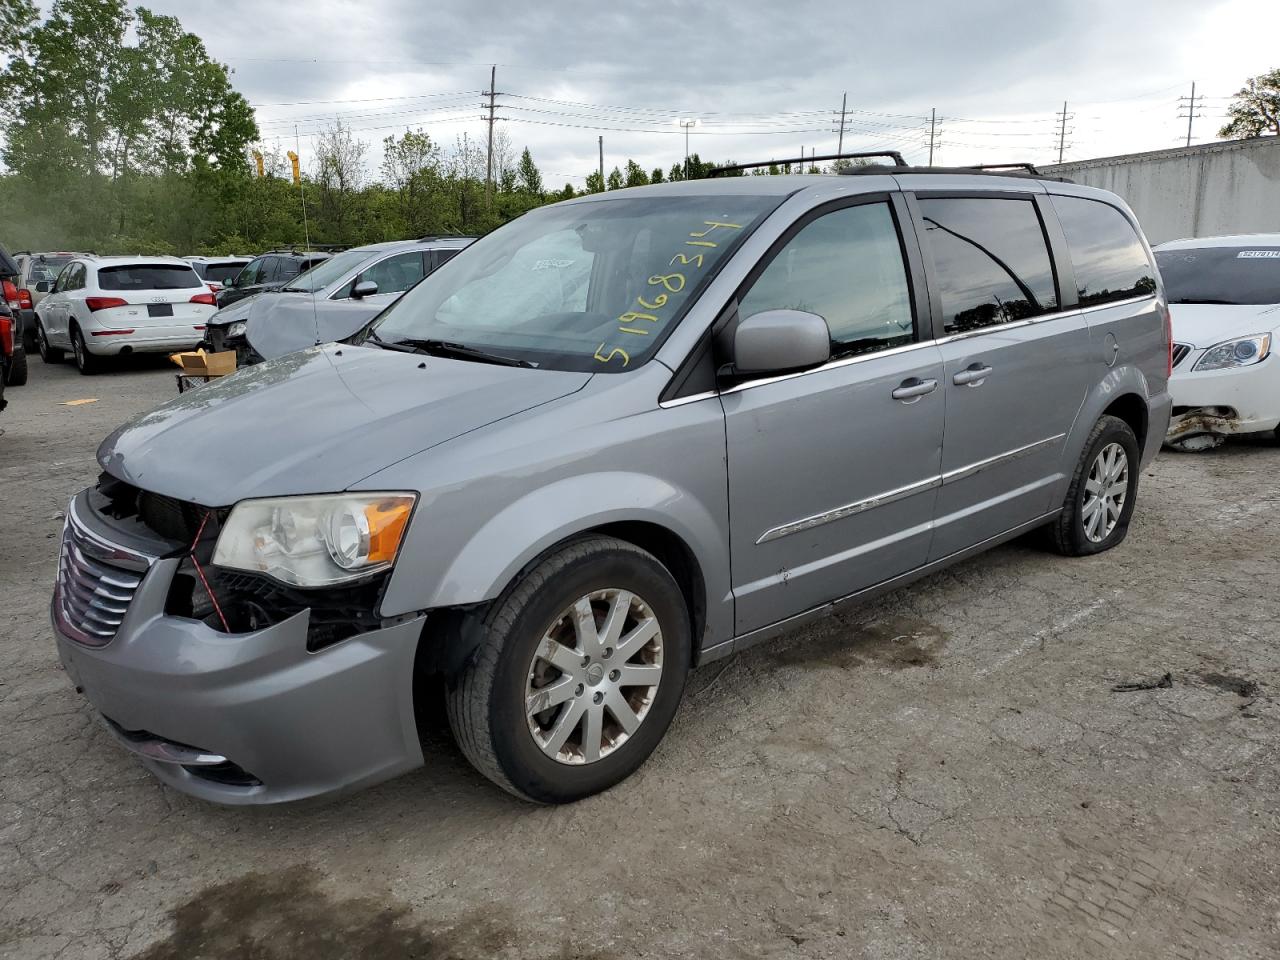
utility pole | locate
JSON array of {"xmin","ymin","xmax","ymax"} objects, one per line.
[
  {"xmin": 484, "ymin": 65, "xmax": 497, "ymax": 205},
  {"xmin": 1055, "ymin": 101, "xmax": 1072, "ymax": 164},
  {"xmin": 1178, "ymin": 82, "xmax": 1202, "ymax": 148},
  {"xmin": 678, "ymin": 118, "xmax": 698, "ymax": 179},
  {"xmin": 837, "ymin": 92, "xmax": 847, "ymax": 155},
  {"xmin": 598, "ymin": 136, "xmax": 604, "ymax": 191},
  {"xmin": 929, "ymin": 107, "xmax": 936, "ymax": 166}
]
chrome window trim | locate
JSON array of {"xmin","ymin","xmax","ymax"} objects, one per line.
[
  {"xmin": 755, "ymin": 432, "xmax": 1067, "ymax": 544},
  {"xmin": 1079, "ymin": 293, "xmax": 1155, "ymax": 314},
  {"xmin": 719, "ymin": 338, "xmax": 937, "ymax": 396}
]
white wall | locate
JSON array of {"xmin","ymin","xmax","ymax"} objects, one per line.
[{"xmin": 1044, "ymin": 137, "xmax": 1280, "ymax": 245}]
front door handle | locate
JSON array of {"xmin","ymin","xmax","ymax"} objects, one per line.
[
  {"xmin": 953, "ymin": 363, "xmax": 993, "ymax": 386},
  {"xmin": 891, "ymin": 377, "xmax": 939, "ymax": 402}
]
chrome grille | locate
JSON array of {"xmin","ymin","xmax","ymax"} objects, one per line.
[
  {"xmin": 55, "ymin": 516, "xmax": 146, "ymax": 647},
  {"xmin": 1171, "ymin": 343, "xmax": 1192, "ymax": 368}
]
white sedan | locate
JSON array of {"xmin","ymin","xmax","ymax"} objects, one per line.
[
  {"xmin": 34, "ymin": 256, "xmax": 217, "ymax": 375},
  {"xmin": 1155, "ymin": 234, "xmax": 1280, "ymax": 451}
]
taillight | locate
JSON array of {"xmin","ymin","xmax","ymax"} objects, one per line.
[
  {"xmin": 207, "ymin": 282, "xmax": 222, "ymax": 293},
  {"xmin": 0, "ymin": 316, "xmax": 12, "ymax": 355},
  {"xmin": 1, "ymin": 279, "xmax": 18, "ymax": 310},
  {"xmin": 17, "ymin": 288, "xmax": 33, "ymax": 310},
  {"xmin": 85, "ymin": 296, "xmax": 128, "ymax": 312},
  {"xmin": 189, "ymin": 292, "xmax": 216, "ymax": 306}
]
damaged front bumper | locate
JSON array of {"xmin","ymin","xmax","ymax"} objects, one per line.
[
  {"xmin": 1166, "ymin": 359, "xmax": 1280, "ymax": 447},
  {"xmin": 51, "ymin": 491, "xmax": 427, "ymax": 804}
]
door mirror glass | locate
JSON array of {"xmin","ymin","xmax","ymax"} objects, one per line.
[
  {"xmin": 35, "ymin": 280, "xmax": 51, "ymax": 293},
  {"xmin": 351, "ymin": 279, "xmax": 379, "ymax": 299},
  {"xmin": 732, "ymin": 309, "xmax": 831, "ymax": 375}
]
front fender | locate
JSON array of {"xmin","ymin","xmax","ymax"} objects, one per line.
[{"xmin": 381, "ymin": 471, "xmax": 734, "ymax": 650}]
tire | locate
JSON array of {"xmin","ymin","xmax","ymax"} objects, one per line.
[
  {"xmin": 5, "ymin": 344, "xmax": 28, "ymax": 386},
  {"xmin": 1049, "ymin": 415, "xmax": 1140, "ymax": 557},
  {"xmin": 37, "ymin": 321, "xmax": 64, "ymax": 363},
  {"xmin": 71, "ymin": 325, "xmax": 100, "ymax": 375},
  {"xmin": 447, "ymin": 535, "xmax": 692, "ymax": 803}
]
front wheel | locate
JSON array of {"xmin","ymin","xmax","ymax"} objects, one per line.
[
  {"xmin": 1049, "ymin": 415, "xmax": 1140, "ymax": 556},
  {"xmin": 447, "ymin": 536, "xmax": 692, "ymax": 803},
  {"xmin": 37, "ymin": 320, "xmax": 64, "ymax": 363}
]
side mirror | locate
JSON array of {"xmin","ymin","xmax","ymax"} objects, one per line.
[
  {"xmin": 351, "ymin": 279, "xmax": 378, "ymax": 299},
  {"xmin": 35, "ymin": 280, "xmax": 51, "ymax": 293},
  {"xmin": 731, "ymin": 309, "xmax": 831, "ymax": 375}
]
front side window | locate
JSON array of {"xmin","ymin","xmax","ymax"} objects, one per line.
[
  {"xmin": 360, "ymin": 252, "xmax": 425, "ymax": 296},
  {"xmin": 97, "ymin": 265, "xmax": 203, "ymax": 291},
  {"xmin": 240, "ymin": 258, "xmax": 268, "ymax": 286},
  {"xmin": 1051, "ymin": 195, "xmax": 1155, "ymax": 306},
  {"xmin": 1155, "ymin": 246, "xmax": 1280, "ymax": 306},
  {"xmin": 53, "ymin": 263, "xmax": 75, "ymax": 293},
  {"xmin": 372, "ymin": 195, "xmax": 778, "ymax": 372},
  {"xmin": 919, "ymin": 197, "xmax": 1059, "ymax": 333},
  {"xmin": 739, "ymin": 202, "xmax": 915, "ymax": 356},
  {"xmin": 288, "ymin": 249, "xmax": 368, "ymax": 294}
]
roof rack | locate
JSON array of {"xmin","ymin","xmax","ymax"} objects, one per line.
[
  {"xmin": 416, "ymin": 234, "xmax": 475, "ymax": 242},
  {"xmin": 708, "ymin": 151, "xmax": 907, "ymax": 177},
  {"xmin": 838, "ymin": 162, "xmax": 1073, "ymax": 183}
]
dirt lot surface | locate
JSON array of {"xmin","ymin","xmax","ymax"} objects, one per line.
[{"xmin": 2, "ymin": 358, "xmax": 1278, "ymax": 960}]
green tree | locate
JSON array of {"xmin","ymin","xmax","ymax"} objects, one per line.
[
  {"xmin": 584, "ymin": 170, "xmax": 604, "ymax": 193},
  {"xmin": 606, "ymin": 165, "xmax": 624, "ymax": 190},
  {"xmin": 381, "ymin": 129, "xmax": 443, "ymax": 236},
  {"xmin": 623, "ymin": 159, "xmax": 649, "ymax": 188},
  {"xmin": 1220, "ymin": 68, "xmax": 1280, "ymax": 138},
  {"xmin": 517, "ymin": 147, "xmax": 544, "ymax": 196},
  {"xmin": 650, "ymin": 167, "xmax": 664, "ymax": 184}
]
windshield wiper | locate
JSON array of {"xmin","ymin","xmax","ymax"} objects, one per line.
[
  {"xmin": 278, "ymin": 286, "xmax": 313, "ymax": 293},
  {"xmin": 363, "ymin": 330, "xmax": 425, "ymax": 354},
  {"xmin": 405, "ymin": 339, "xmax": 536, "ymax": 368}
]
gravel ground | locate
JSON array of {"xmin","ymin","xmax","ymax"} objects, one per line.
[{"xmin": 2, "ymin": 357, "xmax": 1278, "ymax": 960}]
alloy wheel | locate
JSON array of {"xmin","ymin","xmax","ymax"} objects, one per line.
[
  {"xmin": 525, "ymin": 588, "xmax": 663, "ymax": 765},
  {"xmin": 1082, "ymin": 442, "xmax": 1129, "ymax": 543}
]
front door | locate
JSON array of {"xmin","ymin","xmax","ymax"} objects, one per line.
[
  {"xmin": 909, "ymin": 194, "xmax": 1091, "ymax": 560},
  {"xmin": 722, "ymin": 198, "xmax": 945, "ymax": 635}
]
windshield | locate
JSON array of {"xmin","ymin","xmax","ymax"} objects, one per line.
[
  {"xmin": 204, "ymin": 262, "xmax": 247, "ymax": 283},
  {"xmin": 369, "ymin": 195, "xmax": 778, "ymax": 372},
  {"xmin": 1156, "ymin": 247, "xmax": 1280, "ymax": 306},
  {"xmin": 283, "ymin": 249, "xmax": 369, "ymax": 292}
]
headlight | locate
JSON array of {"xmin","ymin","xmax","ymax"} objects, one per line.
[
  {"xmin": 1192, "ymin": 333, "xmax": 1271, "ymax": 371},
  {"xmin": 212, "ymin": 493, "xmax": 416, "ymax": 587},
  {"xmin": 224, "ymin": 320, "xmax": 247, "ymax": 339}
]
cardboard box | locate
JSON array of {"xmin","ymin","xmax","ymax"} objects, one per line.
[{"xmin": 169, "ymin": 349, "xmax": 236, "ymax": 377}]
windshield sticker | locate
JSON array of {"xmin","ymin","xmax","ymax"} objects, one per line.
[
  {"xmin": 593, "ymin": 220, "xmax": 744, "ymax": 367},
  {"xmin": 1237, "ymin": 250, "xmax": 1280, "ymax": 259},
  {"xmin": 533, "ymin": 258, "xmax": 577, "ymax": 270}
]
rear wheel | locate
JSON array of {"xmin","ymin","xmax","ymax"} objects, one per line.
[
  {"xmin": 5, "ymin": 344, "xmax": 28, "ymax": 386},
  {"xmin": 1049, "ymin": 415, "xmax": 1140, "ymax": 556},
  {"xmin": 71, "ymin": 326, "xmax": 101, "ymax": 375},
  {"xmin": 447, "ymin": 536, "xmax": 691, "ymax": 803},
  {"xmin": 37, "ymin": 320, "xmax": 64, "ymax": 363}
]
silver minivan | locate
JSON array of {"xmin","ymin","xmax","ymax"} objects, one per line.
[{"xmin": 52, "ymin": 165, "xmax": 1172, "ymax": 804}]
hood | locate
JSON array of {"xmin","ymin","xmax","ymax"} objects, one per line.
[
  {"xmin": 210, "ymin": 291, "xmax": 394, "ymax": 359},
  {"xmin": 1169, "ymin": 302, "xmax": 1280, "ymax": 348},
  {"xmin": 97, "ymin": 344, "xmax": 591, "ymax": 506}
]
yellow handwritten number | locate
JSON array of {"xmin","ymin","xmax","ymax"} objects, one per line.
[
  {"xmin": 594, "ymin": 343, "xmax": 631, "ymax": 366},
  {"xmin": 648, "ymin": 273, "xmax": 686, "ymax": 293}
]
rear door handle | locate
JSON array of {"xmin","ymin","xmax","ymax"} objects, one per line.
[
  {"xmin": 953, "ymin": 364, "xmax": 993, "ymax": 386},
  {"xmin": 891, "ymin": 378, "xmax": 939, "ymax": 402}
]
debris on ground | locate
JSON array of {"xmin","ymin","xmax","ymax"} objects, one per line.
[{"xmin": 1111, "ymin": 672, "xmax": 1173, "ymax": 692}]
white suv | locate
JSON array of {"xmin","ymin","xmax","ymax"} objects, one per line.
[{"xmin": 35, "ymin": 256, "xmax": 217, "ymax": 374}]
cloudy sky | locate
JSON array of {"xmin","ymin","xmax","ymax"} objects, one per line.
[{"xmin": 139, "ymin": 0, "xmax": 1280, "ymax": 185}]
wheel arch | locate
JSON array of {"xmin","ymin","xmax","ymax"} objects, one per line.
[{"xmin": 1101, "ymin": 391, "xmax": 1149, "ymax": 452}]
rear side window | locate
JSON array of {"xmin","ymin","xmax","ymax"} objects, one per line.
[
  {"xmin": 97, "ymin": 265, "xmax": 203, "ymax": 290},
  {"xmin": 918, "ymin": 197, "xmax": 1058, "ymax": 334},
  {"xmin": 739, "ymin": 201, "xmax": 915, "ymax": 357},
  {"xmin": 1051, "ymin": 195, "xmax": 1155, "ymax": 306}
]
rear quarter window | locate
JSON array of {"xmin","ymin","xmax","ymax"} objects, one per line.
[
  {"xmin": 98, "ymin": 265, "xmax": 203, "ymax": 290},
  {"xmin": 1050, "ymin": 195, "xmax": 1156, "ymax": 306}
]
